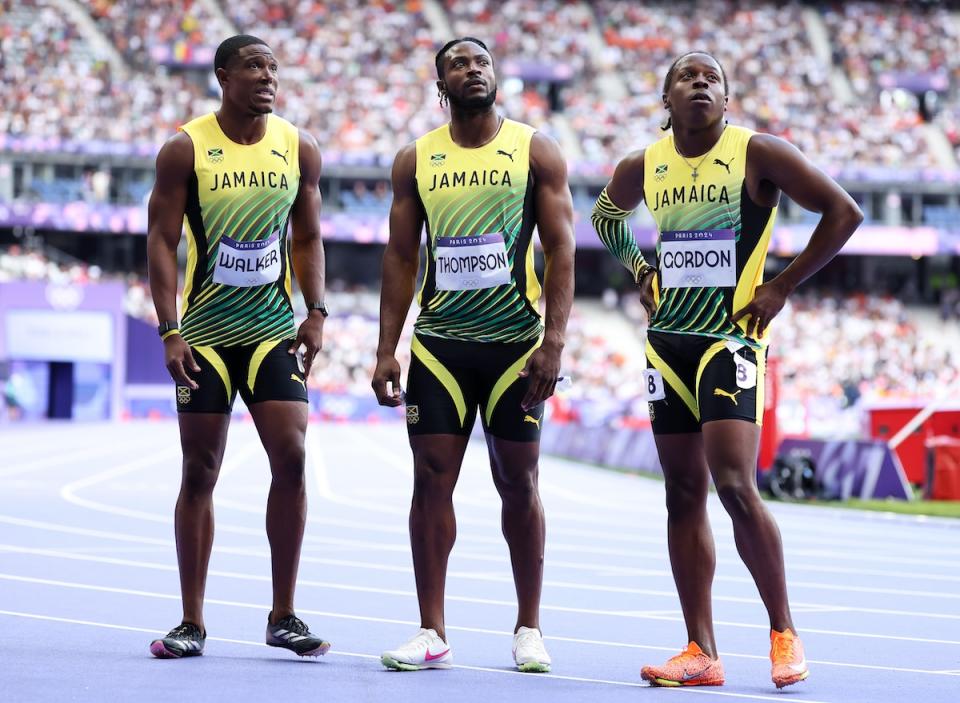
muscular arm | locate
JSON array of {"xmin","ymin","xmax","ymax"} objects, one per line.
[
  {"xmin": 146, "ymin": 132, "xmax": 200, "ymax": 388},
  {"xmin": 520, "ymin": 132, "xmax": 576, "ymax": 410},
  {"xmin": 735, "ymin": 134, "xmax": 864, "ymax": 336},
  {"xmin": 288, "ymin": 130, "xmax": 326, "ymax": 373},
  {"xmin": 372, "ymin": 143, "xmax": 422, "ymax": 406},
  {"xmin": 591, "ymin": 149, "xmax": 657, "ymax": 316},
  {"xmin": 749, "ymin": 134, "xmax": 863, "ymax": 291}
]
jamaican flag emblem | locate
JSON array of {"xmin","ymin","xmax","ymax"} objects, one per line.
[
  {"xmin": 430, "ymin": 153, "xmax": 446, "ymax": 167},
  {"xmin": 655, "ymin": 163, "xmax": 668, "ymax": 182},
  {"xmin": 207, "ymin": 147, "xmax": 224, "ymax": 163}
]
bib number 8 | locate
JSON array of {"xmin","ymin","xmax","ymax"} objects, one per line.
[{"xmin": 643, "ymin": 369, "xmax": 666, "ymax": 401}]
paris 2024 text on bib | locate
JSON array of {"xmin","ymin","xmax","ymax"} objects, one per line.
[
  {"xmin": 659, "ymin": 229, "xmax": 736, "ymax": 289},
  {"xmin": 213, "ymin": 233, "xmax": 282, "ymax": 288},
  {"xmin": 435, "ymin": 233, "xmax": 511, "ymax": 291}
]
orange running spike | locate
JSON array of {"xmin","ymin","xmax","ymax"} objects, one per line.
[
  {"xmin": 770, "ymin": 629, "xmax": 810, "ymax": 689},
  {"xmin": 640, "ymin": 641, "xmax": 725, "ymax": 687}
]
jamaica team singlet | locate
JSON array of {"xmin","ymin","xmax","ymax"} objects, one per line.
[
  {"xmin": 413, "ymin": 119, "xmax": 543, "ymax": 343},
  {"xmin": 177, "ymin": 112, "xmax": 300, "ymax": 347},
  {"xmin": 643, "ymin": 125, "xmax": 777, "ymax": 348}
]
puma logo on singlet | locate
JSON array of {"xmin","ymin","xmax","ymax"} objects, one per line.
[
  {"xmin": 290, "ymin": 373, "xmax": 306, "ymax": 390},
  {"xmin": 271, "ymin": 148, "xmax": 289, "ymax": 165},
  {"xmin": 713, "ymin": 157, "xmax": 733, "ymax": 174},
  {"xmin": 713, "ymin": 387, "xmax": 741, "ymax": 405},
  {"xmin": 496, "ymin": 149, "xmax": 517, "ymax": 162},
  {"xmin": 523, "ymin": 414, "xmax": 541, "ymax": 429}
]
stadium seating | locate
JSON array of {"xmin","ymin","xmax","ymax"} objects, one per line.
[{"xmin": 3, "ymin": 0, "xmax": 956, "ymax": 180}]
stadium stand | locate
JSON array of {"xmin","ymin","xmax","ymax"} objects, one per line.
[
  {"xmin": 2, "ymin": 0, "xmax": 959, "ymax": 436},
  {"xmin": 3, "ymin": 0, "xmax": 957, "ymax": 174}
]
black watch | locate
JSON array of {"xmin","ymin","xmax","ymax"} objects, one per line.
[
  {"xmin": 157, "ymin": 320, "xmax": 179, "ymax": 337},
  {"xmin": 306, "ymin": 301, "xmax": 329, "ymax": 317}
]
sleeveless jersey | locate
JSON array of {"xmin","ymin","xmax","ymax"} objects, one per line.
[
  {"xmin": 643, "ymin": 125, "xmax": 777, "ymax": 348},
  {"xmin": 177, "ymin": 113, "xmax": 300, "ymax": 346},
  {"xmin": 413, "ymin": 119, "xmax": 542, "ymax": 343}
]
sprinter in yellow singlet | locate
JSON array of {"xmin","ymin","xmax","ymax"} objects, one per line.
[
  {"xmin": 372, "ymin": 38, "xmax": 575, "ymax": 673},
  {"xmin": 146, "ymin": 35, "xmax": 330, "ymax": 660},
  {"xmin": 592, "ymin": 52, "xmax": 863, "ymax": 689}
]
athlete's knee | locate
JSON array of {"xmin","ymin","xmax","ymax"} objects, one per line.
[
  {"xmin": 268, "ymin": 443, "xmax": 306, "ymax": 488},
  {"xmin": 411, "ymin": 454, "xmax": 457, "ymax": 505},
  {"xmin": 181, "ymin": 452, "xmax": 221, "ymax": 495},
  {"xmin": 715, "ymin": 479, "xmax": 763, "ymax": 521},
  {"xmin": 663, "ymin": 475, "xmax": 707, "ymax": 519},
  {"xmin": 492, "ymin": 463, "xmax": 539, "ymax": 506}
]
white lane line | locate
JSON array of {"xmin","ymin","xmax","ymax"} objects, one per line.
[
  {"xmin": 213, "ymin": 495, "xmax": 960, "ymax": 585},
  {"xmin": 0, "ymin": 545, "xmax": 682, "ymax": 618},
  {"xmin": 0, "ymin": 437, "xmax": 161, "ymax": 478},
  {"xmin": 57, "ymin": 441, "xmax": 263, "ymax": 521},
  {"xmin": 38, "ymin": 424, "xmax": 960, "ymax": 574},
  {"xmin": 0, "ymin": 609, "xmax": 848, "ymax": 702},
  {"xmin": 0, "ymin": 583, "xmax": 953, "ymax": 680},
  {"xmin": 337, "ymin": 427, "xmax": 960, "ymax": 560},
  {"xmin": 4, "ymin": 520, "xmax": 960, "ymax": 621},
  {"xmin": 2, "ymin": 570, "xmax": 959, "ymax": 649},
  {"xmin": 323, "ymin": 432, "xmax": 960, "ymax": 564},
  {"xmin": 7, "ymin": 420, "xmax": 952, "ymax": 557}
]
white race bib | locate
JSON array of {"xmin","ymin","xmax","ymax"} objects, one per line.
[
  {"xmin": 213, "ymin": 233, "xmax": 282, "ymax": 288},
  {"xmin": 643, "ymin": 369, "xmax": 666, "ymax": 400},
  {"xmin": 435, "ymin": 233, "xmax": 511, "ymax": 291},
  {"xmin": 659, "ymin": 229, "xmax": 736, "ymax": 288},
  {"xmin": 734, "ymin": 352, "xmax": 758, "ymax": 390}
]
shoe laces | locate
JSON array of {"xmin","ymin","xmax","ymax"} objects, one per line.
[
  {"xmin": 409, "ymin": 628, "xmax": 439, "ymax": 648},
  {"xmin": 771, "ymin": 634, "xmax": 796, "ymax": 663},
  {"xmin": 514, "ymin": 628, "xmax": 541, "ymax": 649},
  {"xmin": 668, "ymin": 642, "xmax": 702, "ymax": 664},
  {"xmin": 169, "ymin": 623, "xmax": 201, "ymax": 639},
  {"xmin": 275, "ymin": 615, "xmax": 308, "ymax": 635}
]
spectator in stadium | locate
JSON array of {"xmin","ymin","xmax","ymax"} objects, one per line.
[
  {"xmin": 146, "ymin": 34, "xmax": 330, "ymax": 661},
  {"xmin": 591, "ymin": 51, "xmax": 862, "ymax": 689},
  {"xmin": 373, "ymin": 37, "xmax": 575, "ymax": 674}
]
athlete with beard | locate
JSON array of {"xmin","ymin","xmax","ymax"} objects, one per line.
[
  {"xmin": 372, "ymin": 37, "xmax": 575, "ymax": 673},
  {"xmin": 147, "ymin": 35, "xmax": 330, "ymax": 659},
  {"xmin": 592, "ymin": 52, "xmax": 863, "ymax": 689}
]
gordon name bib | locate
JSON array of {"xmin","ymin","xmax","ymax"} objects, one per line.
[
  {"xmin": 660, "ymin": 229, "xmax": 736, "ymax": 288},
  {"xmin": 213, "ymin": 233, "xmax": 282, "ymax": 288},
  {"xmin": 435, "ymin": 233, "xmax": 511, "ymax": 291}
]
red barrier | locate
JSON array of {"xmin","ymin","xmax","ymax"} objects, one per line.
[
  {"xmin": 926, "ymin": 437, "xmax": 960, "ymax": 500},
  {"xmin": 868, "ymin": 407, "xmax": 960, "ymax": 485}
]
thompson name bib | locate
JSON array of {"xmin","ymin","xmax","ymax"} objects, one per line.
[
  {"xmin": 659, "ymin": 229, "xmax": 736, "ymax": 288},
  {"xmin": 213, "ymin": 233, "xmax": 282, "ymax": 287},
  {"xmin": 435, "ymin": 233, "xmax": 511, "ymax": 291}
]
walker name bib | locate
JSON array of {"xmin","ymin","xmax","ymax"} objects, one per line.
[
  {"xmin": 659, "ymin": 229, "xmax": 736, "ymax": 289},
  {"xmin": 213, "ymin": 233, "xmax": 282, "ymax": 287},
  {"xmin": 435, "ymin": 233, "xmax": 510, "ymax": 291}
]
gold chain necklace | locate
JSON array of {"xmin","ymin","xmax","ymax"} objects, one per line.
[{"xmin": 674, "ymin": 128, "xmax": 726, "ymax": 182}]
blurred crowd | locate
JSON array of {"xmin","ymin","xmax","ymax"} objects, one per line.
[
  {"xmin": 1, "ymin": 0, "xmax": 957, "ymax": 174},
  {"xmin": 3, "ymin": 245, "xmax": 957, "ymax": 438}
]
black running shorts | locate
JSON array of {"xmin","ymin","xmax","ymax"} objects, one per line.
[
  {"xmin": 644, "ymin": 331, "xmax": 767, "ymax": 434},
  {"xmin": 174, "ymin": 339, "xmax": 308, "ymax": 414},
  {"xmin": 404, "ymin": 333, "xmax": 544, "ymax": 441}
]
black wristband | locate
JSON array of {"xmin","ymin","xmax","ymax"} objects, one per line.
[
  {"xmin": 306, "ymin": 301, "xmax": 329, "ymax": 317},
  {"xmin": 157, "ymin": 320, "xmax": 179, "ymax": 337}
]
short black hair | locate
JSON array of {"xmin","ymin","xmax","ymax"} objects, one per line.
[
  {"xmin": 662, "ymin": 51, "xmax": 728, "ymax": 96},
  {"xmin": 214, "ymin": 34, "xmax": 270, "ymax": 73},
  {"xmin": 435, "ymin": 37, "xmax": 490, "ymax": 79}
]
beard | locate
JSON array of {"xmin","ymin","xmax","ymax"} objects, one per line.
[{"xmin": 447, "ymin": 87, "xmax": 497, "ymax": 111}]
